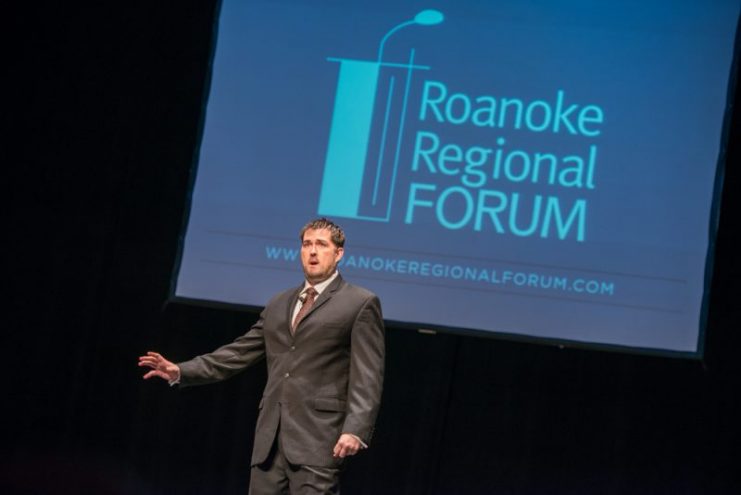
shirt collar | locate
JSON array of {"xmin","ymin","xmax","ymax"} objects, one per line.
[{"xmin": 303, "ymin": 270, "xmax": 339, "ymax": 296}]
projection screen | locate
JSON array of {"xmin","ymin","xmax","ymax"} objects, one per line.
[{"xmin": 172, "ymin": 0, "xmax": 740, "ymax": 356}]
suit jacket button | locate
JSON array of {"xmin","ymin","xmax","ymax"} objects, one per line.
[
  {"xmin": 290, "ymin": 346, "xmax": 296, "ymax": 351},
  {"xmin": 284, "ymin": 372, "xmax": 290, "ymax": 378}
]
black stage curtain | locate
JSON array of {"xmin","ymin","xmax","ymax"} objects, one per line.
[{"xmin": 5, "ymin": 3, "xmax": 740, "ymax": 494}]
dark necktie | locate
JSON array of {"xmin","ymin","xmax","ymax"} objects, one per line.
[{"xmin": 292, "ymin": 287, "xmax": 317, "ymax": 333}]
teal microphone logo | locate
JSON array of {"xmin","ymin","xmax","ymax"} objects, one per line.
[{"xmin": 318, "ymin": 10, "xmax": 444, "ymax": 222}]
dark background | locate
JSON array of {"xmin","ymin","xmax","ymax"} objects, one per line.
[{"xmin": 5, "ymin": 3, "xmax": 740, "ymax": 494}]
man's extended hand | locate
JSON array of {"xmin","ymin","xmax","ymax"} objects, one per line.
[
  {"xmin": 332, "ymin": 433, "xmax": 363, "ymax": 458},
  {"xmin": 138, "ymin": 351, "xmax": 180, "ymax": 382}
]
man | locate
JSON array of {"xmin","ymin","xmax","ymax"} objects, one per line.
[{"xmin": 138, "ymin": 218, "xmax": 385, "ymax": 494}]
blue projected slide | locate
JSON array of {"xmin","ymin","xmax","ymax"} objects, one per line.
[{"xmin": 173, "ymin": 0, "xmax": 739, "ymax": 355}]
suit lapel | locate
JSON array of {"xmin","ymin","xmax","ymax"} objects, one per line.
[{"xmin": 286, "ymin": 284, "xmax": 304, "ymax": 331}]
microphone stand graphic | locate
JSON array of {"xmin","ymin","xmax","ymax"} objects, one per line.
[
  {"xmin": 378, "ymin": 9, "xmax": 444, "ymax": 62},
  {"xmin": 319, "ymin": 10, "xmax": 444, "ymax": 222}
]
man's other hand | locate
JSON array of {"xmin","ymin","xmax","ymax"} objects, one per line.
[
  {"xmin": 333, "ymin": 433, "xmax": 363, "ymax": 458},
  {"xmin": 138, "ymin": 352, "xmax": 180, "ymax": 382}
]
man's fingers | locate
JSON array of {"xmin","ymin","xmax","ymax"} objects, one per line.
[
  {"xmin": 139, "ymin": 352, "xmax": 163, "ymax": 365},
  {"xmin": 138, "ymin": 358, "xmax": 157, "ymax": 368},
  {"xmin": 139, "ymin": 352, "xmax": 169, "ymax": 369},
  {"xmin": 332, "ymin": 441, "xmax": 344, "ymax": 458},
  {"xmin": 143, "ymin": 369, "xmax": 171, "ymax": 381},
  {"xmin": 332, "ymin": 439, "xmax": 358, "ymax": 458},
  {"xmin": 337, "ymin": 446, "xmax": 356, "ymax": 458}
]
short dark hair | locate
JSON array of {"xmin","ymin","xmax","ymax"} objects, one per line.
[{"xmin": 299, "ymin": 218, "xmax": 345, "ymax": 248}]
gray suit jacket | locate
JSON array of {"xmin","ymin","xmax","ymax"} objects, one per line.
[{"xmin": 177, "ymin": 275, "xmax": 385, "ymax": 468}]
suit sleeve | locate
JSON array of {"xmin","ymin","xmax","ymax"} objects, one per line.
[
  {"xmin": 177, "ymin": 313, "xmax": 266, "ymax": 387},
  {"xmin": 342, "ymin": 295, "xmax": 385, "ymax": 445}
]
